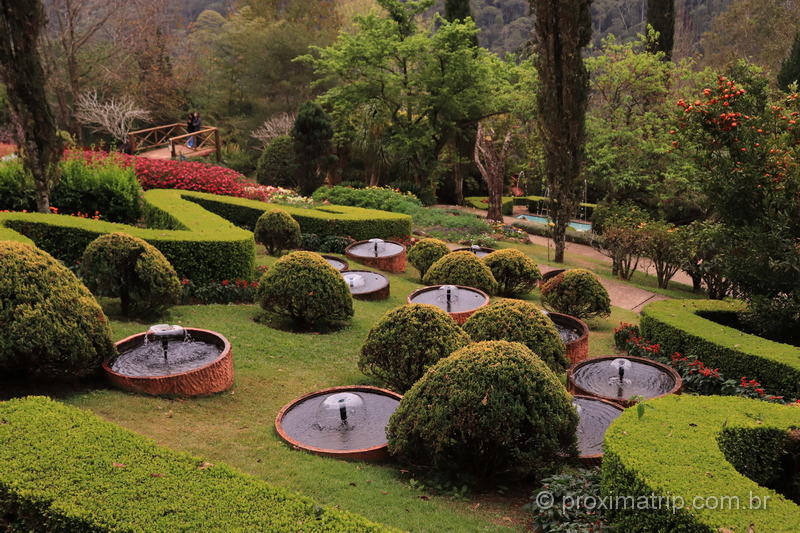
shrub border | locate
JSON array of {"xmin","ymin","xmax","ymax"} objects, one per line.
[
  {"xmin": 0, "ymin": 396, "xmax": 394, "ymax": 532},
  {"xmin": 640, "ymin": 299, "xmax": 800, "ymax": 398},
  {"xmin": 601, "ymin": 394, "xmax": 800, "ymax": 532}
]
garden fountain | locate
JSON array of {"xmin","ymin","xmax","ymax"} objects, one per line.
[
  {"xmin": 542, "ymin": 310, "xmax": 589, "ymax": 364},
  {"xmin": 572, "ymin": 394, "xmax": 623, "ymax": 465},
  {"xmin": 453, "ymin": 244, "xmax": 496, "ymax": 258},
  {"xmin": 341, "ymin": 270, "xmax": 390, "ymax": 300},
  {"xmin": 275, "ymin": 386, "xmax": 402, "ymax": 461},
  {"xmin": 407, "ymin": 284, "xmax": 490, "ymax": 324},
  {"xmin": 104, "ymin": 325, "xmax": 233, "ymax": 397},
  {"xmin": 321, "ymin": 254, "xmax": 349, "ymax": 272},
  {"xmin": 568, "ymin": 355, "xmax": 682, "ymax": 407},
  {"xmin": 344, "ymin": 239, "xmax": 406, "ymax": 273}
]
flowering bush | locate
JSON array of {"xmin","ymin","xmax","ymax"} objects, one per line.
[{"xmin": 181, "ymin": 278, "xmax": 259, "ymax": 304}]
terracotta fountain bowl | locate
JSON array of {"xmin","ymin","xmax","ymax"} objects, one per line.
[
  {"xmin": 567, "ymin": 355, "xmax": 682, "ymax": 408},
  {"xmin": 547, "ymin": 311, "xmax": 590, "ymax": 364},
  {"xmin": 104, "ymin": 328, "xmax": 233, "ymax": 397},
  {"xmin": 344, "ymin": 240, "xmax": 407, "ymax": 273},
  {"xmin": 275, "ymin": 385, "xmax": 403, "ymax": 462},
  {"xmin": 406, "ymin": 285, "xmax": 490, "ymax": 324},
  {"xmin": 571, "ymin": 394, "xmax": 624, "ymax": 466}
]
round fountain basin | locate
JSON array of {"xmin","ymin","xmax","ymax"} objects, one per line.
[
  {"xmin": 321, "ymin": 254, "xmax": 349, "ymax": 272},
  {"xmin": 275, "ymin": 386, "xmax": 402, "ymax": 462},
  {"xmin": 344, "ymin": 240, "xmax": 406, "ymax": 273},
  {"xmin": 341, "ymin": 270, "xmax": 390, "ymax": 300},
  {"xmin": 572, "ymin": 394, "xmax": 624, "ymax": 465},
  {"xmin": 407, "ymin": 285, "xmax": 490, "ymax": 324},
  {"xmin": 547, "ymin": 312, "xmax": 589, "ymax": 364},
  {"xmin": 567, "ymin": 355, "xmax": 682, "ymax": 407},
  {"xmin": 105, "ymin": 328, "xmax": 233, "ymax": 397},
  {"xmin": 452, "ymin": 246, "xmax": 496, "ymax": 258}
]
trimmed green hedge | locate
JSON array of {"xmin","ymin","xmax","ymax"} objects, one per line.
[
  {"xmin": 0, "ymin": 189, "xmax": 255, "ymax": 285},
  {"xmin": 640, "ymin": 299, "xmax": 800, "ymax": 398},
  {"xmin": 601, "ymin": 394, "xmax": 800, "ymax": 533},
  {"xmin": 464, "ymin": 196, "xmax": 515, "ymax": 216},
  {"xmin": 0, "ymin": 396, "xmax": 394, "ymax": 532},
  {"xmin": 464, "ymin": 196, "xmax": 597, "ymax": 220},
  {"xmin": 183, "ymin": 192, "xmax": 412, "ymax": 240}
]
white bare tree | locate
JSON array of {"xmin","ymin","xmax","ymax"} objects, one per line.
[
  {"xmin": 74, "ymin": 90, "xmax": 149, "ymax": 143},
  {"xmin": 251, "ymin": 112, "xmax": 295, "ymax": 147}
]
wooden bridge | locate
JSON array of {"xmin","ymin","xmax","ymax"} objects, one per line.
[{"xmin": 127, "ymin": 123, "xmax": 221, "ymax": 162}]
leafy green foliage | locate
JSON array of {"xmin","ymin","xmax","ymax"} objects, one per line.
[
  {"xmin": 0, "ymin": 396, "xmax": 395, "ymax": 532},
  {"xmin": 482, "ymin": 248, "xmax": 541, "ymax": 297},
  {"xmin": 778, "ymin": 31, "xmax": 800, "ymax": 92},
  {"xmin": 640, "ymin": 299, "xmax": 800, "ymax": 398},
  {"xmin": 601, "ymin": 395, "xmax": 800, "ymax": 532},
  {"xmin": 256, "ymin": 135, "xmax": 299, "ymax": 187},
  {"xmin": 591, "ymin": 201, "xmax": 651, "ymax": 280},
  {"xmin": 422, "ymin": 251, "xmax": 497, "ymax": 294},
  {"xmin": 527, "ymin": 469, "xmax": 607, "ymax": 533},
  {"xmin": 254, "ymin": 208, "xmax": 301, "ymax": 256},
  {"xmin": 0, "ymin": 156, "xmax": 143, "ymax": 222},
  {"xmin": 407, "ymin": 238, "xmax": 451, "ymax": 279},
  {"xmin": 387, "ymin": 340, "xmax": 578, "ymax": 482},
  {"xmin": 312, "ymin": 185, "xmax": 421, "ymax": 214},
  {"xmin": 638, "ymin": 220, "xmax": 682, "ymax": 289},
  {"xmin": 541, "ymin": 269, "xmax": 611, "ymax": 319},
  {"xmin": 80, "ymin": 232, "xmax": 182, "ymax": 316},
  {"xmin": 359, "ymin": 304, "xmax": 471, "ymax": 392},
  {"xmin": 463, "ymin": 299, "xmax": 568, "ymax": 373},
  {"xmin": 257, "ymin": 251, "xmax": 353, "ymax": 325},
  {"xmin": 0, "ymin": 241, "xmax": 113, "ymax": 378}
]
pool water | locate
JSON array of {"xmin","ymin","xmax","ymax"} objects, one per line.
[{"xmin": 516, "ymin": 214, "xmax": 592, "ymax": 232}]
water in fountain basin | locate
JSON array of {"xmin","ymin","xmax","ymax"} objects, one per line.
[
  {"xmin": 554, "ymin": 324, "xmax": 580, "ymax": 344},
  {"xmin": 409, "ymin": 286, "xmax": 487, "ymax": 313},
  {"xmin": 112, "ymin": 339, "xmax": 221, "ymax": 377},
  {"xmin": 572, "ymin": 359, "xmax": 676, "ymax": 400},
  {"xmin": 573, "ymin": 397, "xmax": 622, "ymax": 456}
]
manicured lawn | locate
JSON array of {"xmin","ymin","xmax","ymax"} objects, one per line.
[{"xmin": 57, "ymin": 241, "xmax": 636, "ymax": 533}]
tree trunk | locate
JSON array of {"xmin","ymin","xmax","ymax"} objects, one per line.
[
  {"xmin": 0, "ymin": 0, "xmax": 63, "ymax": 213},
  {"xmin": 646, "ymin": 0, "xmax": 675, "ymax": 60},
  {"xmin": 486, "ymin": 180, "xmax": 503, "ymax": 222},
  {"xmin": 531, "ymin": 0, "xmax": 592, "ymax": 263}
]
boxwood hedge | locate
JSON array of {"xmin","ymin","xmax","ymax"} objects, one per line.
[
  {"xmin": 640, "ymin": 299, "xmax": 800, "ymax": 398},
  {"xmin": 182, "ymin": 192, "xmax": 412, "ymax": 240},
  {"xmin": 0, "ymin": 190, "xmax": 410, "ymax": 283},
  {"xmin": 601, "ymin": 394, "xmax": 799, "ymax": 533},
  {"xmin": 0, "ymin": 396, "xmax": 393, "ymax": 532}
]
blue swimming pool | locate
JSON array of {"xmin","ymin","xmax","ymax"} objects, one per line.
[{"xmin": 516, "ymin": 214, "xmax": 593, "ymax": 232}]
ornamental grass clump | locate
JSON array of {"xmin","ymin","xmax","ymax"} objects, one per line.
[
  {"xmin": 387, "ymin": 340, "xmax": 578, "ymax": 483},
  {"xmin": 422, "ymin": 251, "xmax": 497, "ymax": 294},
  {"xmin": 80, "ymin": 233, "xmax": 182, "ymax": 317},
  {"xmin": 407, "ymin": 238, "xmax": 450, "ymax": 279},
  {"xmin": 0, "ymin": 241, "xmax": 114, "ymax": 378},
  {"xmin": 482, "ymin": 248, "xmax": 541, "ymax": 297},
  {"xmin": 541, "ymin": 269, "xmax": 611, "ymax": 320},
  {"xmin": 463, "ymin": 299, "xmax": 568, "ymax": 373},
  {"xmin": 257, "ymin": 251, "xmax": 353, "ymax": 326},
  {"xmin": 359, "ymin": 304, "xmax": 471, "ymax": 392},
  {"xmin": 254, "ymin": 208, "xmax": 301, "ymax": 256}
]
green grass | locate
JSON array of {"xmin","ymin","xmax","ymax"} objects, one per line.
[{"xmin": 41, "ymin": 242, "xmax": 636, "ymax": 533}]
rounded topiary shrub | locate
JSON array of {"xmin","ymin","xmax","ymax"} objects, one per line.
[
  {"xmin": 407, "ymin": 238, "xmax": 451, "ymax": 279},
  {"xmin": 463, "ymin": 299, "xmax": 568, "ymax": 373},
  {"xmin": 254, "ymin": 208, "xmax": 301, "ymax": 256},
  {"xmin": 80, "ymin": 233, "xmax": 182, "ymax": 317},
  {"xmin": 387, "ymin": 340, "xmax": 578, "ymax": 482},
  {"xmin": 541, "ymin": 268, "xmax": 611, "ymax": 319},
  {"xmin": 0, "ymin": 241, "xmax": 114, "ymax": 378},
  {"xmin": 359, "ymin": 304, "xmax": 471, "ymax": 392},
  {"xmin": 258, "ymin": 251, "xmax": 353, "ymax": 325},
  {"xmin": 482, "ymin": 248, "xmax": 542, "ymax": 297},
  {"xmin": 422, "ymin": 251, "xmax": 497, "ymax": 294}
]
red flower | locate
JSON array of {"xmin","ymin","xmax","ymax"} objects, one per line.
[{"xmin": 221, "ymin": 280, "xmax": 229, "ymax": 286}]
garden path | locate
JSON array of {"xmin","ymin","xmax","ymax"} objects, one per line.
[{"xmin": 438, "ymin": 204, "xmax": 685, "ymax": 312}]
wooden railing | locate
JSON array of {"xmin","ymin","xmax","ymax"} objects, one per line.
[{"xmin": 127, "ymin": 123, "xmax": 221, "ymax": 161}]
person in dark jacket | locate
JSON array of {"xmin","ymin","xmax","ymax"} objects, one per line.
[{"xmin": 186, "ymin": 112, "xmax": 201, "ymax": 148}]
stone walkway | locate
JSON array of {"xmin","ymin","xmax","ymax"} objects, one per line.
[{"xmin": 437, "ymin": 204, "xmax": 686, "ymax": 312}]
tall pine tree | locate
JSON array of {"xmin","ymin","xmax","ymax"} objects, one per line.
[
  {"xmin": 646, "ymin": 0, "xmax": 675, "ymax": 60},
  {"xmin": 444, "ymin": 0, "xmax": 472, "ymax": 21},
  {"xmin": 778, "ymin": 31, "xmax": 800, "ymax": 92},
  {"xmin": 531, "ymin": 0, "xmax": 592, "ymax": 263},
  {"xmin": 0, "ymin": 0, "xmax": 62, "ymax": 212}
]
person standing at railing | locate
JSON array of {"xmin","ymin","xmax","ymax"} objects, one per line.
[{"xmin": 186, "ymin": 112, "xmax": 201, "ymax": 148}]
